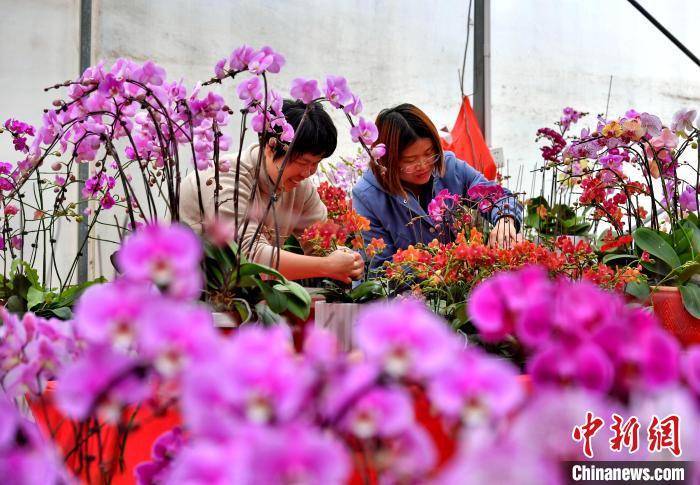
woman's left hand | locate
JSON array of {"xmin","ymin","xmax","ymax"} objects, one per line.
[{"xmin": 488, "ymin": 217, "xmax": 522, "ymax": 249}]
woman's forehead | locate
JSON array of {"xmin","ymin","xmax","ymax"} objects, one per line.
[
  {"xmin": 401, "ymin": 138, "xmax": 434, "ymax": 157},
  {"xmin": 293, "ymin": 153, "xmax": 323, "ymax": 165}
]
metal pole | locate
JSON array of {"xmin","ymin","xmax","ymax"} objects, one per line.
[
  {"xmin": 473, "ymin": 0, "xmax": 491, "ymax": 144},
  {"xmin": 626, "ymin": 0, "xmax": 700, "ymax": 69},
  {"xmin": 78, "ymin": 0, "xmax": 92, "ymax": 283}
]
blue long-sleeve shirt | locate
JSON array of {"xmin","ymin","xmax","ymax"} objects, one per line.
[{"xmin": 352, "ymin": 151, "xmax": 522, "ymax": 269}]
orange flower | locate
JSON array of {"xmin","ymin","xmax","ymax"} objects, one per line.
[
  {"xmin": 351, "ymin": 235, "xmax": 364, "ymax": 250},
  {"xmin": 621, "ymin": 119, "xmax": 645, "ymax": 141},
  {"xmin": 602, "ymin": 120, "xmax": 623, "ymax": 138},
  {"xmin": 469, "ymin": 227, "xmax": 484, "ymax": 245},
  {"xmin": 366, "ymin": 237, "xmax": 386, "ymax": 258}
]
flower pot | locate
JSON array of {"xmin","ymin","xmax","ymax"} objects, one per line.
[
  {"xmin": 212, "ymin": 311, "xmax": 240, "ymax": 328},
  {"xmin": 650, "ymin": 286, "xmax": 700, "ymax": 347},
  {"xmin": 314, "ymin": 301, "xmax": 360, "ymax": 352},
  {"xmin": 28, "ymin": 381, "xmax": 181, "ymax": 484}
]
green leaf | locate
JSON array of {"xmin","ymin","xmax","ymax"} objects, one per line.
[
  {"xmin": 45, "ymin": 307, "xmax": 72, "ymax": 320},
  {"xmin": 680, "ymin": 283, "xmax": 700, "ymax": 318},
  {"xmin": 625, "ymin": 280, "xmax": 650, "ymax": 300},
  {"xmin": 284, "ymin": 281, "xmax": 312, "ymax": 308},
  {"xmin": 254, "ymin": 302, "xmax": 281, "ymax": 325},
  {"xmin": 672, "ymin": 260, "xmax": 700, "ymax": 284},
  {"xmin": 5, "ymin": 295, "xmax": 25, "ymax": 313},
  {"xmin": 205, "ymin": 265, "xmax": 225, "ymax": 288},
  {"xmin": 54, "ymin": 278, "xmax": 106, "ymax": 307},
  {"xmin": 678, "ymin": 250, "xmax": 695, "ymax": 265},
  {"xmin": 26, "ymin": 286, "xmax": 46, "ymax": 310},
  {"xmin": 527, "ymin": 196, "xmax": 550, "ymax": 209},
  {"xmin": 671, "ymin": 223, "xmax": 692, "ymax": 256},
  {"xmin": 348, "ymin": 280, "xmax": 384, "ymax": 302},
  {"xmin": 679, "ymin": 219, "xmax": 700, "ymax": 255},
  {"xmin": 641, "ymin": 260, "xmax": 669, "ymax": 276},
  {"xmin": 551, "ymin": 204, "xmax": 576, "ymax": 221},
  {"xmin": 11, "ymin": 274, "xmax": 32, "ymax": 300},
  {"xmin": 239, "ymin": 262, "xmax": 286, "ymax": 281},
  {"xmin": 283, "ymin": 234, "xmax": 304, "ymax": 255},
  {"xmin": 633, "ymin": 228, "xmax": 681, "ymax": 270},
  {"xmin": 255, "ymin": 280, "xmax": 288, "ymax": 314},
  {"xmin": 566, "ymin": 223, "xmax": 591, "ymax": 235},
  {"xmin": 284, "ymin": 296, "xmax": 310, "ymax": 320}
]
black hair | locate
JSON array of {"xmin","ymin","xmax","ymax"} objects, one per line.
[{"xmin": 270, "ymin": 100, "xmax": 337, "ymax": 159}]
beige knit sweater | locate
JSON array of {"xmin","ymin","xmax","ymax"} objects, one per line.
[{"xmin": 179, "ymin": 144, "xmax": 327, "ymax": 268}]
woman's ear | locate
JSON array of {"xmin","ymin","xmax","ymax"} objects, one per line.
[{"xmin": 263, "ymin": 138, "xmax": 275, "ymax": 161}]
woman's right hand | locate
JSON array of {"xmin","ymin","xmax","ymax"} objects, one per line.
[{"xmin": 325, "ymin": 249, "xmax": 364, "ymax": 283}]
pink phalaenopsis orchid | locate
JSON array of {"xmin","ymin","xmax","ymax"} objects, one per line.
[
  {"xmin": 370, "ymin": 143, "xmax": 386, "ymax": 160},
  {"xmin": 468, "ymin": 266, "xmax": 552, "ymax": 343},
  {"xmin": 290, "ymin": 78, "xmax": 321, "ymax": 105},
  {"xmin": 670, "ymin": 108, "xmax": 697, "ymax": 134},
  {"xmin": 229, "ymin": 44, "xmax": 256, "ymax": 71},
  {"xmin": 0, "ymin": 391, "xmax": 69, "ymax": 484},
  {"xmin": 427, "ymin": 189, "xmax": 460, "ymax": 222},
  {"xmin": 679, "ymin": 185, "xmax": 698, "ymax": 212},
  {"xmin": 355, "ymin": 298, "xmax": 458, "ymax": 379},
  {"xmin": 324, "ymin": 75, "xmax": 352, "ymax": 108},
  {"xmin": 429, "ymin": 349, "xmax": 524, "ymax": 425},
  {"xmin": 341, "ymin": 386, "xmax": 414, "ymax": 438},
  {"xmin": 116, "ymin": 223, "xmax": 202, "ymax": 299},
  {"xmin": 56, "ymin": 345, "xmax": 151, "ymax": 421},
  {"xmin": 683, "ymin": 346, "xmax": 700, "ymax": 396},
  {"xmin": 344, "ymin": 94, "xmax": 363, "ymax": 116},
  {"xmin": 350, "ymin": 117, "xmax": 379, "ymax": 146},
  {"xmin": 258, "ymin": 46, "xmax": 285, "ymax": 74},
  {"xmin": 466, "ymin": 183, "xmax": 506, "ymax": 212},
  {"xmin": 135, "ymin": 427, "xmax": 185, "ymax": 485},
  {"xmin": 214, "ymin": 58, "xmax": 227, "ymax": 79},
  {"xmin": 236, "ymin": 77, "xmax": 263, "ymax": 104}
]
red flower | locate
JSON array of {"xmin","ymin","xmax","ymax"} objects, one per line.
[{"xmin": 600, "ymin": 235, "xmax": 633, "ymax": 252}]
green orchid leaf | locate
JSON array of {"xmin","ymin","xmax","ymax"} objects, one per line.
[
  {"xmin": 680, "ymin": 283, "xmax": 700, "ymax": 319},
  {"xmin": 26, "ymin": 286, "xmax": 46, "ymax": 311},
  {"xmin": 633, "ymin": 228, "xmax": 681, "ymax": 270},
  {"xmin": 625, "ymin": 280, "xmax": 650, "ymax": 301}
]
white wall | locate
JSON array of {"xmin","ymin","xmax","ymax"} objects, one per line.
[
  {"xmin": 92, "ymin": 0, "xmax": 472, "ymax": 155},
  {"xmin": 0, "ymin": 0, "xmax": 80, "ymax": 286},
  {"xmin": 2, "ymin": 0, "xmax": 699, "ymax": 280},
  {"xmin": 491, "ymin": 0, "xmax": 700, "ymax": 194},
  {"xmin": 87, "ymin": 0, "xmax": 472, "ymax": 278}
]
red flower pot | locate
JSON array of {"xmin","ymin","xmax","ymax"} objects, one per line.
[
  {"xmin": 650, "ymin": 286, "xmax": 700, "ymax": 347},
  {"xmin": 28, "ymin": 382, "xmax": 181, "ymax": 484}
]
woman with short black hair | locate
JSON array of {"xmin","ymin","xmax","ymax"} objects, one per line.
[{"xmin": 181, "ymin": 100, "xmax": 363, "ymax": 283}]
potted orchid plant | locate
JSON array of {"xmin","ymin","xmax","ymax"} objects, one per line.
[
  {"xmin": 2, "ymin": 41, "xmax": 387, "ymax": 330},
  {"xmin": 299, "ymin": 181, "xmax": 387, "ymax": 349},
  {"xmin": 563, "ymin": 107, "xmax": 700, "ymax": 344},
  {"xmin": 524, "ymin": 108, "xmax": 593, "ymax": 243}
]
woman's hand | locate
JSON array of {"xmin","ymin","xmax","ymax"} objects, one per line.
[
  {"xmin": 488, "ymin": 217, "xmax": 522, "ymax": 249},
  {"xmin": 325, "ymin": 248, "xmax": 365, "ymax": 283}
]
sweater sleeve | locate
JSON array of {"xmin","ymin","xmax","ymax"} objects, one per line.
[
  {"xmin": 292, "ymin": 185, "xmax": 328, "ymax": 254},
  {"xmin": 352, "ymin": 188, "xmax": 396, "ymax": 271}
]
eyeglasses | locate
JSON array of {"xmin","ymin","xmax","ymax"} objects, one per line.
[{"xmin": 399, "ymin": 153, "xmax": 441, "ymax": 174}]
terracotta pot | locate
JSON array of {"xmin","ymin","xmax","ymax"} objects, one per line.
[
  {"xmin": 649, "ymin": 286, "xmax": 700, "ymax": 347},
  {"xmin": 314, "ymin": 301, "xmax": 360, "ymax": 352}
]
